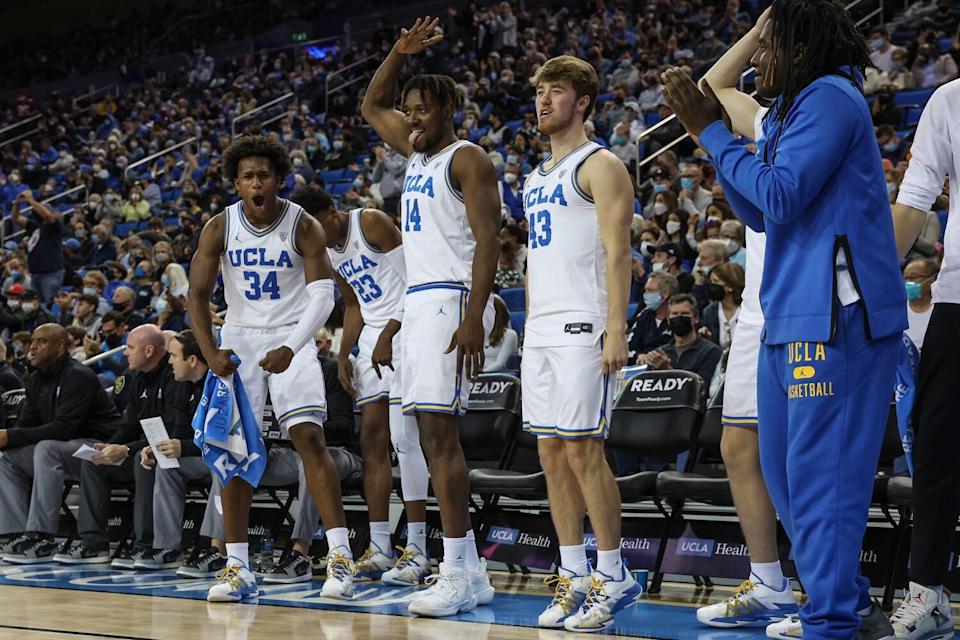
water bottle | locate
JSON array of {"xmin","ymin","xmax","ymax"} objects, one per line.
[{"xmin": 260, "ymin": 536, "xmax": 275, "ymax": 573}]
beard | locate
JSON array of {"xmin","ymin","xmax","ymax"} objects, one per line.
[{"xmin": 537, "ymin": 108, "xmax": 579, "ymax": 136}]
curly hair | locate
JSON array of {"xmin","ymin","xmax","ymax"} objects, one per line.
[
  {"xmin": 401, "ymin": 74, "xmax": 464, "ymax": 115},
  {"xmin": 290, "ymin": 186, "xmax": 335, "ymax": 216},
  {"xmin": 223, "ymin": 135, "xmax": 292, "ymax": 181}
]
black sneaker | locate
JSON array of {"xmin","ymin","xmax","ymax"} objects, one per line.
[
  {"xmin": 53, "ymin": 543, "xmax": 110, "ymax": 565},
  {"xmin": 0, "ymin": 533, "xmax": 29, "ymax": 556},
  {"xmin": 176, "ymin": 546, "xmax": 226, "ymax": 579},
  {"xmin": 3, "ymin": 535, "xmax": 58, "ymax": 564},
  {"xmin": 262, "ymin": 550, "xmax": 313, "ymax": 584},
  {"xmin": 111, "ymin": 546, "xmax": 153, "ymax": 570},
  {"xmin": 134, "ymin": 548, "xmax": 183, "ymax": 570}
]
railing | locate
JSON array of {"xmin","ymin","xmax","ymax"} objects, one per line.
[
  {"xmin": 71, "ymin": 83, "xmax": 120, "ymax": 110},
  {"xmin": 124, "ymin": 137, "xmax": 197, "ymax": 179},
  {"xmin": 324, "ymin": 53, "xmax": 378, "ymax": 114},
  {"xmin": 231, "ymin": 92, "xmax": 296, "ymax": 139},
  {"xmin": 2, "ymin": 185, "xmax": 86, "ymax": 245},
  {"xmin": 0, "ymin": 113, "xmax": 42, "ymax": 151},
  {"xmin": 634, "ymin": 0, "xmax": 882, "ymax": 180}
]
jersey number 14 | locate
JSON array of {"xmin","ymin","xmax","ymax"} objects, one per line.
[{"xmin": 404, "ymin": 198, "xmax": 422, "ymax": 232}]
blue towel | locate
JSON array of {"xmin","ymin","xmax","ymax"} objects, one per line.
[
  {"xmin": 193, "ymin": 356, "xmax": 267, "ymax": 487},
  {"xmin": 894, "ymin": 332, "xmax": 919, "ymax": 476}
]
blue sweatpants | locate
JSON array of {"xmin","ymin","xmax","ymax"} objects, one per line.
[{"xmin": 758, "ymin": 302, "xmax": 899, "ymax": 640}]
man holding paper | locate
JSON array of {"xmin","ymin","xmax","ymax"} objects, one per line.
[
  {"xmin": 54, "ymin": 324, "xmax": 178, "ymax": 566},
  {"xmin": 0, "ymin": 324, "xmax": 120, "ymax": 565}
]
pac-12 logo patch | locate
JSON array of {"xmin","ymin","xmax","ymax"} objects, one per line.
[{"xmin": 280, "ymin": 231, "xmax": 288, "ymax": 241}]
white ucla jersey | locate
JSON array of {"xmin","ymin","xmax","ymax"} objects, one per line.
[
  {"xmin": 402, "ymin": 139, "xmax": 481, "ymax": 290},
  {"xmin": 221, "ymin": 198, "xmax": 308, "ymax": 329},
  {"xmin": 327, "ymin": 208, "xmax": 404, "ymax": 329},
  {"xmin": 740, "ymin": 106, "xmax": 770, "ymax": 326},
  {"xmin": 524, "ymin": 141, "xmax": 608, "ymax": 347}
]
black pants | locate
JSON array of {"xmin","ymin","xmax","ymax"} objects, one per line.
[
  {"xmin": 910, "ymin": 303, "xmax": 960, "ymax": 585},
  {"xmin": 78, "ymin": 454, "xmax": 153, "ymax": 552}
]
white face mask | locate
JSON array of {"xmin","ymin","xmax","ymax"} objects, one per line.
[
  {"xmin": 640, "ymin": 241, "xmax": 652, "ymax": 256},
  {"xmin": 666, "ymin": 220, "xmax": 682, "ymax": 235},
  {"xmin": 723, "ymin": 238, "xmax": 741, "ymax": 253},
  {"xmin": 504, "ymin": 173, "xmax": 518, "ymax": 184},
  {"xmin": 652, "ymin": 261, "xmax": 666, "ymax": 272},
  {"xmin": 652, "ymin": 202, "xmax": 668, "ymax": 216}
]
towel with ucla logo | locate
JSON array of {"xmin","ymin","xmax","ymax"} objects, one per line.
[
  {"xmin": 193, "ymin": 356, "xmax": 266, "ymax": 487},
  {"xmin": 894, "ymin": 332, "xmax": 919, "ymax": 477}
]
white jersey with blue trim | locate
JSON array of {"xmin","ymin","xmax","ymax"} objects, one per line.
[
  {"xmin": 740, "ymin": 107, "xmax": 770, "ymax": 326},
  {"xmin": 523, "ymin": 141, "xmax": 608, "ymax": 348},
  {"xmin": 402, "ymin": 139, "xmax": 480, "ymax": 290},
  {"xmin": 327, "ymin": 208, "xmax": 404, "ymax": 329},
  {"xmin": 220, "ymin": 198, "xmax": 308, "ymax": 329}
]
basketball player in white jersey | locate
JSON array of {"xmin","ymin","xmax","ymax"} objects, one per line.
[
  {"xmin": 361, "ymin": 17, "xmax": 501, "ymax": 618},
  {"xmin": 687, "ymin": 10, "xmax": 800, "ymax": 634},
  {"xmin": 291, "ymin": 186, "xmax": 432, "ymax": 586},
  {"xmin": 187, "ymin": 136, "xmax": 354, "ymax": 603},
  {"xmin": 522, "ymin": 56, "xmax": 640, "ymax": 633}
]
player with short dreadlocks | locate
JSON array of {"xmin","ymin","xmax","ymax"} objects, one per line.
[{"xmin": 661, "ymin": 0, "xmax": 908, "ymax": 638}]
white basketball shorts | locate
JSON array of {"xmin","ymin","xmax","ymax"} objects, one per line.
[
  {"xmin": 355, "ymin": 324, "xmax": 402, "ymax": 407},
  {"xmin": 722, "ymin": 319, "xmax": 762, "ymax": 428}
]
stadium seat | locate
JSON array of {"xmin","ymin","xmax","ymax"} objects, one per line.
[
  {"xmin": 644, "ymin": 111, "xmax": 662, "ymax": 126},
  {"xmin": 115, "ymin": 222, "xmax": 139, "ymax": 238},
  {"xmin": 498, "ymin": 287, "xmax": 525, "ymax": 311},
  {"xmin": 893, "ymin": 87, "xmax": 935, "ymax": 108},
  {"xmin": 509, "ymin": 310, "xmax": 525, "ymax": 334},
  {"xmin": 903, "ymin": 106, "xmax": 924, "ymax": 128},
  {"xmin": 627, "ymin": 302, "xmax": 639, "ymax": 321},
  {"xmin": 0, "ymin": 388, "xmax": 26, "ymax": 428},
  {"xmin": 328, "ymin": 182, "xmax": 351, "ymax": 196}
]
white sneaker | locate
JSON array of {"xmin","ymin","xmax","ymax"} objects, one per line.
[
  {"xmin": 320, "ymin": 547, "xmax": 355, "ymax": 600},
  {"xmin": 538, "ymin": 567, "xmax": 592, "ymax": 629},
  {"xmin": 767, "ymin": 614, "xmax": 803, "ymax": 640},
  {"xmin": 206, "ymin": 561, "xmax": 260, "ymax": 602},
  {"xmin": 470, "ymin": 557, "xmax": 495, "ymax": 605},
  {"xmin": 353, "ymin": 543, "xmax": 395, "ymax": 582},
  {"xmin": 891, "ymin": 582, "xmax": 954, "ymax": 640},
  {"xmin": 408, "ymin": 562, "xmax": 477, "ymax": 618},
  {"xmin": 563, "ymin": 566, "xmax": 643, "ymax": 633},
  {"xmin": 381, "ymin": 545, "xmax": 431, "ymax": 586},
  {"xmin": 697, "ymin": 578, "xmax": 799, "ymax": 628}
]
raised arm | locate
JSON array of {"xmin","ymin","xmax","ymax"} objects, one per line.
[
  {"xmin": 583, "ymin": 150, "xmax": 633, "ymax": 374},
  {"xmin": 360, "ymin": 17, "xmax": 443, "ymax": 157},
  {"xmin": 448, "ymin": 145, "xmax": 501, "ymax": 379},
  {"xmin": 187, "ymin": 214, "xmax": 235, "ymax": 377}
]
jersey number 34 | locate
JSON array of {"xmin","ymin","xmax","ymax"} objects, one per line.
[{"xmin": 243, "ymin": 270, "xmax": 280, "ymax": 300}]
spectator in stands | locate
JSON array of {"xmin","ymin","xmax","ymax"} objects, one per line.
[
  {"xmin": 495, "ymin": 240, "xmax": 523, "ymax": 291},
  {"xmin": 0, "ymin": 324, "xmax": 120, "ymax": 564},
  {"xmin": 66, "ymin": 293, "xmax": 103, "ymax": 339},
  {"xmin": 720, "ymin": 220, "xmax": 747, "ymax": 268},
  {"xmin": 869, "ymin": 27, "xmax": 905, "ymax": 73},
  {"xmin": 9, "ymin": 190, "xmax": 64, "ymax": 304},
  {"xmin": 628, "ymin": 271, "xmax": 679, "ymax": 360},
  {"xmin": 15, "ymin": 290, "xmax": 55, "ymax": 333},
  {"xmin": 111, "ymin": 286, "xmax": 146, "ymax": 329},
  {"xmin": 692, "ymin": 238, "xmax": 731, "ymax": 309},
  {"xmin": 57, "ymin": 324, "xmax": 176, "ymax": 565},
  {"xmin": 610, "ymin": 123, "xmax": 638, "ymax": 169},
  {"xmin": 904, "ymin": 258, "xmax": 938, "ymax": 350},
  {"xmin": 912, "ymin": 42, "xmax": 958, "ymax": 88},
  {"xmin": 9, "ymin": 331, "xmax": 30, "ymax": 379},
  {"xmin": 121, "ymin": 185, "xmax": 151, "ymax": 222},
  {"xmin": 65, "ymin": 327, "xmax": 87, "ymax": 361},
  {"xmin": 314, "ymin": 328, "xmax": 335, "ymax": 359},
  {"xmin": 483, "ymin": 296, "xmax": 519, "ymax": 372},
  {"xmin": 931, "ymin": 0, "xmax": 960, "ymax": 36},
  {"xmin": 156, "ymin": 288, "xmax": 187, "ymax": 332},
  {"xmin": 90, "ymin": 225, "xmax": 118, "ymax": 264},
  {"xmin": 84, "ymin": 310, "xmax": 128, "ymax": 386},
  {"xmin": 877, "ymin": 126, "xmax": 906, "ymax": 162},
  {"xmin": 81, "ymin": 270, "xmax": 112, "ymax": 316},
  {"xmin": 678, "ymin": 164, "xmax": 713, "ymax": 216},
  {"xmin": 135, "ymin": 329, "xmax": 216, "ymax": 571},
  {"xmin": 0, "ymin": 341, "xmax": 22, "ymax": 391},
  {"xmin": 370, "ymin": 145, "xmax": 406, "ymax": 218},
  {"xmin": 661, "ymin": 210, "xmax": 697, "ymax": 261},
  {"xmin": 636, "ymin": 294, "xmax": 723, "ymax": 388},
  {"xmin": 499, "ymin": 162, "xmax": 524, "ymax": 222},
  {"xmin": 1, "ymin": 255, "xmax": 31, "ymax": 293},
  {"xmin": 701, "ymin": 263, "xmax": 746, "ymax": 350},
  {"xmin": 652, "ymin": 242, "xmax": 694, "ymax": 292}
]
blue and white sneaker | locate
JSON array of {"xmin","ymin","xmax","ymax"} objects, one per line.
[
  {"xmin": 206, "ymin": 560, "xmax": 259, "ymax": 602},
  {"xmin": 563, "ymin": 566, "xmax": 644, "ymax": 633},
  {"xmin": 320, "ymin": 546, "xmax": 355, "ymax": 599},
  {"xmin": 697, "ymin": 577, "xmax": 799, "ymax": 628},
  {"xmin": 353, "ymin": 542, "xmax": 395, "ymax": 582},
  {"xmin": 381, "ymin": 545, "xmax": 431, "ymax": 586},
  {"xmin": 538, "ymin": 567, "xmax": 593, "ymax": 628}
]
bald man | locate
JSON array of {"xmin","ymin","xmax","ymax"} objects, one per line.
[
  {"xmin": 0, "ymin": 324, "xmax": 121, "ymax": 564},
  {"xmin": 55, "ymin": 324, "xmax": 179, "ymax": 566}
]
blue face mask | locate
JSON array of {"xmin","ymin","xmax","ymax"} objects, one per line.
[
  {"xmin": 134, "ymin": 267, "xmax": 146, "ymax": 279},
  {"xmin": 613, "ymin": 135, "xmax": 626, "ymax": 146},
  {"xmin": 653, "ymin": 183, "xmax": 668, "ymax": 194},
  {"xmin": 905, "ymin": 281, "xmax": 922, "ymax": 301},
  {"xmin": 91, "ymin": 234, "xmax": 101, "ymax": 245},
  {"xmin": 680, "ymin": 177, "xmax": 695, "ymax": 190},
  {"xmin": 870, "ymin": 38, "xmax": 883, "ymax": 51},
  {"xmin": 9, "ymin": 270, "xmax": 21, "ymax": 280},
  {"xmin": 353, "ymin": 177, "xmax": 364, "ymax": 189},
  {"xmin": 506, "ymin": 155, "xmax": 518, "ymax": 165},
  {"xmin": 161, "ymin": 274, "xmax": 170, "ymax": 286},
  {"xmin": 883, "ymin": 141, "xmax": 897, "ymax": 153},
  {"xmin": 154, "ymin": 298, "xmax": 168, "ymax": 314},
  {"xmin": 643, "ymin": 292, "xmax": 662, "ymax": 309}
]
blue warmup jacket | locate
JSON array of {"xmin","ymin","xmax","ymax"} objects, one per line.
[{"xmin": 700, "ymin": 71, "xmax": 907, "ymax": 344}]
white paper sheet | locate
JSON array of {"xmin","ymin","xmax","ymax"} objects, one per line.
[
  {"xmin": 140, "ymin": 417, "xmax": 181, "ymax": 469},
  {"xmin": 72, "ymin": 444, "xmax": 124, "ymax": 466}
]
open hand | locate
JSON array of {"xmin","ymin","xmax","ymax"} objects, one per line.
[
  {"xmin": 662, "ymin": 68, "xmax": 723, "ymax": 137},
  {"xmin": 395, "ymin": 17, "xmax": 443, "ymax": 55}
]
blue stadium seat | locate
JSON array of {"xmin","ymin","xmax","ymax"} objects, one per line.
[
  {"xmin": 115, "ymin": 222, "xmax": 138, "ymax": 237},
  {"xmin": 329, "ymin": 182, "xmax": 351, "ymax": 196},
  {"xmin": 645, "ymin": 111, "xmax": 662, "ymax": 126},
  {"xmin": 505, "ymin": 119, "xmax": 523, "ymax": 133},
  {"xmin": 904, "ymin": 107, "xmax": 924, "ymax": 128},
  {"xmin": 341, "ymin": 168, "xmax": 358, "ymax": 181},
  {"xmin": 893, "ymin": 88, "xmax": 935, "ymax": 108},
  {"xmin": 163, "ymin": 217, "xmax": 178, "ymax": 227},
  {"xmin": 509, "ymin": 310, "xmax": 525, "ymax": 334},
  {"xmin": 627, "ymin": 302, "xmax": 639, "ymax": 320},
  {"xmin": 499, "ymin": 287, "xmax": 525, "ymax": 311},
  {"xmin": 319, "ymin": 170, "xmax": 342, "ymax": 183}
]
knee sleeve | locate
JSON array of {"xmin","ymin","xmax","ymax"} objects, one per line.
[{"xmin": 389, "ymin": 404, "xmax": 429, "ymax": 502}]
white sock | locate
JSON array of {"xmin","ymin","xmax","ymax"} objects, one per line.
[
  {"xmin": 596, "ymin": 548, "xmax": 623, "ymax": 578},
  {"xmin": 369, "ymin": 521, "xmax": 392, "ymax": 555},
  {"xmin": 407, "ymin": 522, "xmax": 427, "ymax": 553},
  {"xmin": 750, "ymin": 561, "xmax": 786, "ymax": 589},
  {"xmin": 326, "ymin": 527, "xmax": 352, "ymax": 558},
  {"xmin": 465, "ymin": 529, "xmax": 480, "ymax": 572},
  {"xmin": 442, "ymin": 536, "xmax": 467, "ymax": 569},
  {"xmin": 225, "ymin": 542, "xmax": 249, "ymax": 569},
  {"xmin": 559, "ymin": 544, "xmax": 590, "ymax": 577}
]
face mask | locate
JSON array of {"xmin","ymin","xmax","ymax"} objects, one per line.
[
  {"xmin": 643, "ymin": 291, "xmax": 662, "ymax": 309},
  {"xmin": 653, "ymin": 183, "xmax": 669, "ymax": 194},
  {"xmin": 652, "ymin": 202, "xmax": 668, "ymax": 216},
  {"xmin": 104, "ymin": 334, "xmax": 122, "ymax": 348},
  {"xmin": 293, "ymin": 157, "xmax": 303, "ymax": 167},
  {"xmin": 9, "ymin": 270, "xmax": 21, "ymax": 280},
  {"xmin": 353, "ymin": 177, "xmax": 365, "ymax": 189},
  {"xmin": 870, "ymin": 38, "xmax": 883, "ymax": 50},
  {"xmin": 707, "ymin": 216, "xmax": 722, "ymax": 225},
  {"xmin": 161, "ymin": 274, "xmax": 171, "ymax": 286},
  {"xmin": 723, "ymin": 238, "xmax": 740, "ymax": 253},
  {"xmin": 883, "ymin": 142, "xmax": 897, "ymax": 153},
  {"xmin": 680, "ymin": 177, "xmax": 695, "ymax": 190},
  {"xmin": 669, "ymin": 315, "xmax": 694, "ymax": 337},
  {"xmin": 307, "ymin": 145, "xmax": 318, "ymax": 154},
  {"xmin": 613, "ymin": 135, "xmax": 626, "ymax": 146},
  {"xmin": 83, "ymin": 286, "xmax": 98, "ymax": 296},
  {"xmin": 134, "ymin": 267, "xmax": 146, "ymax": 279},
  {"xmin": 6, "ymin": 299, "xmax": 19, "ymax": 309},
  {"xmin": 506, "ymin": 155, "xmax": 518, "ymax": 165},
  {"xmin": 155, "ymin": 252, "xmax": 170, "ymax": 264},
  {"xmin": 640, "ymin": 241, "xmax": 653, "ymax": 256},
  {"xmin": 504, "ymin": 173, "xmax": 518, "ymax": 184},
  {"xmin": 76, "ymin": 229, "xmax": 88, "ymax": 239},
  {"xmin": 333, "ymin": 140, "xmax": 345, "ymax": 150},
  {"xmin": 21, "ymin": 303, "xmax": 36, "ymax": 314},
  {"xmin": 666, "ymin": 220, "xmax": 681, "ymax": 235},
  {"xmin": 905, "ymin": 281, "xmax": 922, "ymax": 301},
  {"xmin": 707, "ymin": 282, "xmax": 726, "ymax": 301},
  {"xmin": 154, "ymin": 298, "xmax": 168, "ymax": 314},
  {"xmin": 113, "ymin": 302, "xmax": 129, "ymax": 312},
  {"xmin": 886, "ymin": 181, "xmax": 897, "ymax": 195},
  {"xmin": 891, "ymin": 61, "xmax": 904, "ymax": 71},
  {"xmin": 652, "ymin": 261, "xmax": 666, "ymax": 272}
]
